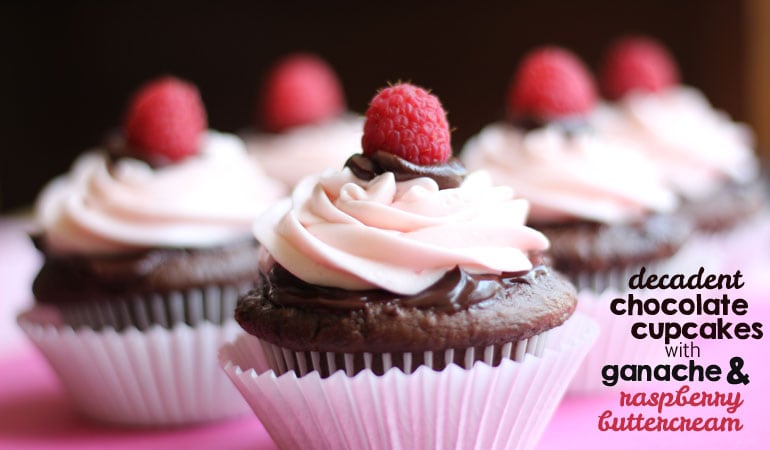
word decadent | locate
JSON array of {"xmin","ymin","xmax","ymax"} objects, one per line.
[{"xmin": 628, "ymin": 266, "xmax": 744, "ymax": 290}]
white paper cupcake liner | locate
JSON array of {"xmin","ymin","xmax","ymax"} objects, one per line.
[
  {"xmin": 257, "ymin": 329, "xmax": 552, "ymax": 378},
  {"xmin": 691, "ymin": 206, "xmax": 770, "ymax": 274},
  {"xmin": 220, "ymin": 313, "xmax": 598, "ymax": 450},
  {"xmin": 59, "ymin": 281, "xmax": 256, "ymax": 331},
  {"xmin": 568, "ymin": 289, "xmax": 663, "ymax": 393},
  {"xmin": 18, "ymin": 307, "xmax": 249, "ymax": 426},
  {"xmin": 569, "ymin": 255, "xmax": 681, "ymax": 293}
]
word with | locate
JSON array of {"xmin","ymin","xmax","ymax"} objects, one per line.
[{"xmin": 665, "ymin": 341, "xmax": 700, "ymax": 358}]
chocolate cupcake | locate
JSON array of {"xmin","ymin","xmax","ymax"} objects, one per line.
[
  {"xmin": 461, "ymin": 47, "xmax": 689, "ymax": 392},
  {"xmin": 220, "ymin": 83, "xmax": 597, "ymax": 450},
  {"xmin": 594, "ymin": 35, "xmax": 767, "ymax": 271},
  {"xmin": 19, "ymin": 77, "xmax": 285, "ymax": 426},
  {"xmin": 462, "ymin": 46, "xmax": 689, "ymax": 291}
]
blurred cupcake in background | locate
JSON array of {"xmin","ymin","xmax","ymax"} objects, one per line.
[
  {"xmin": 461, "ymin": 47, "xmax": 690, "ymax": 392},
  {"xmin": 243, "ymin": 53, "xmax": 364, "ymax": 188},
  {"xmin": 593, "ymin": 35, "xmax": 767, "ymax": 271},
  {"xmin": 19, "ymin": 76, "xmax": 285, "ymax": 426},
  {"xmin": 221, "ymin": 82, "xmax": 598, "ymax": 450}
]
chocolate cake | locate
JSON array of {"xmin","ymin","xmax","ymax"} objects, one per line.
[
  {"xmin": 33, "ymin": 238, "xmax": 261, "ymax": 330},
  {"xmin": 236, "ymin": 262, "xmax": 575, "ymax": 376}
]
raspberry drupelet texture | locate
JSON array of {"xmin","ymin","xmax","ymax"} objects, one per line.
[
  {"xmin": 259, "ymin": 53, "xmax": 345, "ymax": 133},
  {"xmin": 600, "ymin": 36, "xmax": 680, "ymax": 100},
  {"xmin": 361, "ymin": 83, "xmax": 452, "ymax": 165},
  {"xmin": 508, "ymin": 47, "xmax": 596, "ymax": 121},
  {"xmin": 124, "ymin": 76, "xmax": 207, "ymax": 162}
]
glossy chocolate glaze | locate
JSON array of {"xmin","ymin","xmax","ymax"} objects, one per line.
[
  {"xmin": 678, "ymin": 178, "xmax": 766, "ymax": 233},
  {"xmin": 511, "ymin": 116, "xmax": 591, "ymax": 136},
  {"xmin": 32, "ymin": 236, "xmax": 262, "ymax": 305},
  {"xmin": 104, "ymin": 131, "xmax": 180, "ymax": 168},
  {"xmin": 236, "ymin": 260, "xmax": 576, "ymax": 354},
  {"xmin": 532, "ymin": 213, "xmax": 691, "ymax": 278},
  {"xmin": 262, "ymin": 262, "xmax": 546, "ymax": 312},
  {"xmin": 345, "ymin": 151, "xmax": 467, "ymax": 189}
]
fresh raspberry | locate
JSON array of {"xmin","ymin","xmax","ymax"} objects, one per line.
[
  {"xmin": 507, "ymin": 46, "xmax": 596, "ymax": 121},
  {"xmin": 600, "ymin": 36, "xmax": 680, "ymax": 100},
  {"xmin": 362, "ymin": 83, "xmax": 451, "ymax": 165},
  {"xmin": 259, "ymin": 53, "xmax": 345, "ymax": 132},
  {"xmin": 123, "ymin": 76, "xmax": 207, "ymax": 162}
]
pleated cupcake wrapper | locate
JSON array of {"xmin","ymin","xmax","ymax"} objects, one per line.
[
  {"xmin": 18, "ymin": 309, "xmax": 249, "ymax": 427},
  {"xmin": 59, "ymin": 282, "xmax": 256, "ymax": 331},
  {"xmin": 567, "ymin": 288, "xmax": 662, "ymax": 393},
  {"xmin": 684, "ymin": 207, "xmax": 770, "ymax": 275},
  {"xmin": 258, "ymin": 330, "xmax": 551, "ymax": 378},
  {"xmin": 220, "ymin": 313, "xmax": 598, "ymax": 450},
  {"xmin": 570, "ymin": 255, "xmax": 681, "ymax": 293}
]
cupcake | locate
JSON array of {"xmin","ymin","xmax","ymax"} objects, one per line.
[
  {"xmin": 243, "ymin": 53, "xmax": 364, "ymax": 188},
  {"xmin": 594, "ymin": 36, "xmax": 767, "ymax": 269},
  {"xmin": 220, "ymin": 83, "xmax": 598, "ymax": 450},
  {"xmin": 19, "ymin": 76, "xmax": 286, "ymax": 426},
  {"xmin": 462, "ymin": 47, "xmax": 689, "ymax": 290},
  {"xmin": 460, "ymin": 47, "xmax": 689, "ymax": 391}
]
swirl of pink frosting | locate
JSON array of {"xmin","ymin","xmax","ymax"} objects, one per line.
[
  {"xmin": 592, "ymin": 87, "xmax": 758, "ymax": 200},
  {"xmin": 253, "ymin": 168, "xmax": 549, "ymax": 295},
  {"xmin": 461, "ymin": 123, "xmax": 678, "ymax": 224},
  {"xmin": 36, "ymin": 131, "xmax": 287, "ymax": 254},
  {"xmin": 245, "ymin": 114, "xmax": 363, "ymax": 188}
]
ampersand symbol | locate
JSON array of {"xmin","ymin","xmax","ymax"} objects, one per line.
[{"xmin": 727, "ymin": 357, "xmax": 750, "ymax": 385}]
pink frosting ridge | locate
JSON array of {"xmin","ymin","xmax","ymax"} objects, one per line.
[
  {"xmin": 37, "ymin": 131, "xmax": 287, "ymax": 254},
  {"xmin": 245, "ymin": 115, "xmax": 363, "ymax": 188},
  {"xmin": 592, "ymin": 87, "xmax": 758, "ymax": 200},
  {"xmin": 461, "ymin": 123, "xmax": 678, "ymax": 224},
  {"xmin": 254, "ymin": 168, "xmax": 549, "ymax": 295}
]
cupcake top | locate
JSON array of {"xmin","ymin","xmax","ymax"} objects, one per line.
[
  {"xmin": 594, "ymin": 36, "xmax": 759, "ymax": 200},
  {"xmin": 245, "ymin": 53, "xmax": 364, "ymax": 187},
  {"xmin": 461, "ymin": 46, "xmax": 678, "ymax": 225},
  {"xmin": 253, "ymin": 83, "xmax": 550, "ymax": 296},
  {"xmin": 36, "ymin": 77, "xmax": 286, "ymax": 255}
]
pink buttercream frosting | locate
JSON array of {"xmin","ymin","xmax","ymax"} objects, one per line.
[
  {"xmin": 37, "ymin": 131, "xmax": 287, "ymax": 254},
  {"xmin": 245, "ymin": 115, "xmax": 363, "ymax": 188},
  {"xmin": 592, "ymin": 87, "xmax": 758, "ymax": 200},
  {"xmin": 253, "ymin": 168, "xmax": 549, "ymax": 295},
  {"xmin": 461, "ymin": 122, "xmax": 678, "ymax": 224}
]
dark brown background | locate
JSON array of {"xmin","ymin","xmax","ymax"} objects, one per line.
[{"xmin": 0, "ymin": 0, "xmax": 746, "ymax": 212}]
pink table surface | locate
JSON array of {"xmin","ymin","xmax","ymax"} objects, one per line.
[{"xmin": 2, "ymin": 216, "xmax": 769, "ymax": 449}]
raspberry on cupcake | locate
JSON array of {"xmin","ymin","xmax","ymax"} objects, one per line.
[
  {"xmin": 243, "ymin": 53, "xmax": 364, "ymax": 188},
  {"xmin": 21, "ymin": 76, "xmax": 285, "ymax": 426},
  {"xmin": 221, "ymin": 82, "xmax": 597, "ymax": 450}
]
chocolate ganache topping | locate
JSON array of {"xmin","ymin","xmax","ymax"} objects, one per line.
[
  {"xmin": 104, "ymin": 132, "xmax": 178, "ymax": 168},
  {"xmin": 31, "ymin": 235, "xmax": 262, "ymax": 305},
  {"xmin": 511, "ymin": 116, "xmax": 591, "ymax": 135},
  {"xmin": 345, "ymin": 151, "xmax": 467, "ymax": 189},
  {"xmin": 253, "ymin": 259, "xmax": 549, "ymax": 313}
]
